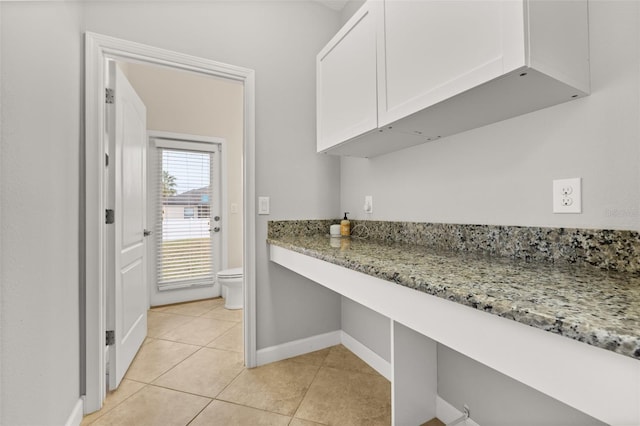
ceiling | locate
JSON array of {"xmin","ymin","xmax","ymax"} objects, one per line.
[{"xmin": 313, "ymin": 0, "xmax": 349, "ymax": 11}]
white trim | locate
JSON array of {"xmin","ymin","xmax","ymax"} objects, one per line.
[
  {"xmin": 341, "ymin": 330, "xmax": 391, "ymax": 381},
  {"xmin": 151, "ymin": 130, "xmax": 224, "ymax": 152},
  {"xmin": 149, "ymin": 130, "xmax": 222, "ymax": 144},
  {"xmin": 254, "ymin": 328, "xmax": 392, "ymax": 381},
  {"xmin": 84, "ymin": 32, "xmax": 256, "ymax": 414},
  {"xmin": 256, "ymin": 330, "xmax": 342, "ymax": 366},
  {"xmin": 153, "ymin": 140, "xmax": 220, "ymax": 152},
  {"xmin": 242, "ymin": 64, "xmax": 257, "ymax": 370},
  {"xmin": 436, "ymin": 396, "xmax": 481, "ymax": 426},
  {"xmin": 64, "ymin": 398, "xmax": 84, "ymax": 426},
  {"xmin": 220, "ymin": 141, "xmax": 229, "ymax": 271},
  {"xmin": 150, "ymin": 285, "xmax": 221, "ymax": 307}
]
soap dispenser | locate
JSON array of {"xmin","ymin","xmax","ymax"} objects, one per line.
[{"xmin": 340, "ymin": 212, "xmax": 351, "ymax": 237}]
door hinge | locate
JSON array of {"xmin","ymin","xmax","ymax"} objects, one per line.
[
  {"xmin": 105, "ymin": 209, "xmax": 115, "ymax": 224},
  {"xmin": 106, "ymin": 330, "xmax": 115, "ymax": 346},
  {"xmin": 105, "ymin": 88, "xmax": 114, "ymax": 104}
]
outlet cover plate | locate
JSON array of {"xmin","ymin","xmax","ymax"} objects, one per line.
[
  {"xmin": 364, "ymin": 195, "xmax": 373, "ymax": 214},
  {"xmin": 258, "ymin": 196, "xmax": 270, "ymax": 215},
  {"xmin": 553, "ymin": 178, "xmax": 581, "ymax": 213}
]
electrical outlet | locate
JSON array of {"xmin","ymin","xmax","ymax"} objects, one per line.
[
  {"xmin": 364, "ymin": 195, "xmax": 373, "ymax": 214},
  {"xmin": 553, "ymin": 178, "xmax": 581, "ymax": 213}
]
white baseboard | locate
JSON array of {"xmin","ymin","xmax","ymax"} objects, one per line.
[
  {"xmin": 340, "ymin": 331, "xmax": 391, "ymax": 380},
  {"xmin": 255, "ymin": 329, "xmax": 392, "ymax": 381},
  {"xmin": 65, "ymin": 398, "xmax": 84, "ymax": 426},
  {"xmin": 150, "ymin": 283, "xmax": 220, "ymax": 307},
  {"xmin": 256, "ymin": 330, "xmax": 341, "ymax": 366},
  {"xmin": 437, "ymin": 395, "xmax": 481, "ymax": 426}
]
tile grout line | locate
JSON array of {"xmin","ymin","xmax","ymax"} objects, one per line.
[
  {"xmin": 146, "ymin": 308, "xmax": 243, "ymax": 389},
  {"xmin": 204, "ymin": 399, "xmax": 295, "ymax": 422},
  {"xmin": 159, "ymin": 312, "xmax": 245, "ymax": 423},
  {"xmin": 147, "ymin": 380, "xmax": 217, "ymax": 402},
  {"xmin": 151, "ymin": 319, "xmax": 239, "ymax": 347},
  {"xmin": 145, "ymin": 312, "xmax": 221, "ymax": 426},
  {"xmin": 288, "ymin": 351, "xmax": 331, "ymax": 425},
  {"xmin": 210, "ymin": 354, "xmax": 248, "ymax": 403},
  {"xmin": 129, "ymin": 307, "xmax": 216, "ymax": 386},
  {"xmin": 145, "ymin": 316, "xmax": 244, "ymax": 425},
  {"xmin": 81, "ymin": 382, "xmax": 150, "ymax": 425},
  {"xmin": 148, "ymin": 345, "xmax": 208, "ymax": 385},
  {"xmin": 185, "ymin": 398, "xmax": 215, "ymax": 426},
  {"xmin": 149, "ymin": 342, "xmax": 245, "ymax": 399}
]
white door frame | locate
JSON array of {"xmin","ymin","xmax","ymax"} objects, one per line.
[{"xmin": 84, "ymin": 32, "xmax": 256, "ymax": 414}]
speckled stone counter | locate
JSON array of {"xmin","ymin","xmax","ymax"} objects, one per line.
[{"xmin": 267, "ymin": 221, "xmax": 640, "ymax": 360}]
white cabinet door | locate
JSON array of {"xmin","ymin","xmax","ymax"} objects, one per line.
[
  {"xmin": 316, "ymin": 1, "xmax": 381, "ymax": 152},
  {"xmin": 379, "ymin": 0, "xmax": 524, "ymax": 126}
]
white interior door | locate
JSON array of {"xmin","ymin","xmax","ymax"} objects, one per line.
[{"xmin": 106, "ymin": 62, "xmax": 148, "ymax": 390}]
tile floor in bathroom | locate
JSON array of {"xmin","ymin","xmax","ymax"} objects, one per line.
[{"xmin": 81, "ymin": 297, "xmax": 394, "ymax": 426}]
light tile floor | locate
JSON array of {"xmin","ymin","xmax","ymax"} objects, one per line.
[{"xmin": 82, "ymin": 298, "xmax": 392, "ymax": 426}]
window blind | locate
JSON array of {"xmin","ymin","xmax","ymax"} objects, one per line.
[{"xmin": 156, "ymin": 148, "xmax": 214, "ymax": 290}]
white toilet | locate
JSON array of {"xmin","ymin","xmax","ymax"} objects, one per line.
[{"xmin": 217, "ymin": 267, "xmax": 243, "ymax": 310}]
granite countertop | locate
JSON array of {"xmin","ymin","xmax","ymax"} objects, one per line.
[{"xmin": 268, "ymin": 233, "xmax": 640, "ymax": 360}]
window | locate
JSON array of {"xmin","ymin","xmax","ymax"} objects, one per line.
[{"xmin": 157, "ymin": 148, "xmax": 215, "ymax": 289}]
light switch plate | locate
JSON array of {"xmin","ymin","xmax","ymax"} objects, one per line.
[
  {"xmin": 258, "ymin": 196, "xmax": 270, "ymax": 215},
  {"xmin": 553, "ymin": 178, "xmax": 581, "ymax": 213}
]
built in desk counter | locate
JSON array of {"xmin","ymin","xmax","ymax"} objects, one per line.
[{"xmin": 268, "ymin": 223, "xmax": 640, "ymax": 426}]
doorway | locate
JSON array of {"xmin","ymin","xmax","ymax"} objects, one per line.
[
  {"xmin": 118, "ymin": 60, "xmax": 243, "ymax": 307},
  {"xmin": 149, "ymin": 132, "xmax": 227, "ymax": 307},
  {"xmin": 84, "ymin": 32, "xmax": 257, "ymax": 414}
]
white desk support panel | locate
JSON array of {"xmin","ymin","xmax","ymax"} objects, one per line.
[{"xmin": 269, "ymin": 244, "xmax": 640, "ymax": 426}]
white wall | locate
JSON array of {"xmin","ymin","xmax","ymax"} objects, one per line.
[
  {"xmin": 340, "ymin": 1, "xmax": 640, "ymax": 232},
  {"xmin": 1, "ymin": 2, "xmax": 3, "ymax": 418},
  {"xmin": 82, "ymin": 1, "xmax": 343, "ymax": 350},
  {"xmin": 342, "ymin": 296, "xmax": 390, "ymax": 362},
  {"xmin": 121, "ymin": 62, "xmax": 244, "ymax": 269},
  {"xmin": 437, "ymin": 345, "xmax": 605, "ymax": 425},
  {"xmin": 340, "ymin": 0, "xmax": 365, "ymax": 25},
  {"xmin": 0, "ymin": 2, "xmax": 82, "ymax": 424}
]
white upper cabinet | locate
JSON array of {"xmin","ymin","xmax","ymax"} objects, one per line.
[
  {"xmin": 379, "ymin": 0, "xmax": 520, "ymax": 126},
  {"xmin": 316, "ymin": 1, "xmax": 380, "ymax": 152},
  {"xmin": 317, "ymin": 0, "xmax": 590, "ymax": 158}
]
